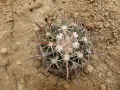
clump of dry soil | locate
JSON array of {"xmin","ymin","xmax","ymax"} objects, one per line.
[{"xmin": 0, "ymin": 0, "xmax": 120, "ymax": 90}]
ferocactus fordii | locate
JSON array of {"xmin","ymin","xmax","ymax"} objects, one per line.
[{"xmin": 32, "ymin": 12, "xmax": 92, "ymax": 84}]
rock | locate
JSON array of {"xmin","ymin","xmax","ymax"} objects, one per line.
[
  {"xmin": 32, "ymin": 23, "xmax": 36, "ymax": 27},
  {"xmin": 72, "ymin": 79, "xmax": 78, "ymax": 84},
  {"xmin": 58, "ymin": 6, "xmax": 62, "ymax": 11},
  {"xmin": 62, "ymin": 0, "xmax": 67, "ymax": 4},
  {"xmin": 18, "ymin": 83, "xmax": 24, "ymax": 90},
  {"xmin": 84, "ymin": 65, "xmax": 94, "ymax": 74},
  {"xmin": 107, "ymin": 87, "xmax": 112, "ymax": 90},
  {"xmin": 99, "ymin": 22, "xmax": 103, "ymax": 28},
  {"xmin": 106, "ymin": 71, "xmax": 112, "ymax": 77},
  {"xmin": 104, "ymin": 22, "xmax": 110, "ymax": 28},
  {"xmin": 0, "ymin": 58, "xmax": 8, "ymax": 66},
  {"xmin": 12, "ymin": 44, "xmax": 18, "ymax": 51},
  {"xmin": 100, "ymin": 84, "xmax": 106, "ymax": 90},
  {"xmin": 90, "ymin": 0, "xmax": 94, "ymax": 3},
  {"xmin": 52, "ymin": 0, "xmax": 56, "ymax": 2},
  {"xmin": 64, "ymin": 83, "xmax": 70, "ymax": 90},
  {"xmin": 33, "ymin": 26, "xmax": 40, "ymax": 32},
  {"xmin": 16, "ymin": 60, "xmax": 22, "ymax": 65},
  {"xmin": 106, "ymin": 46, "xmax": 111, "ymax": 50},
  {"xmin": 5, "ymin": 17, "xmax": 13, "ymax": 22},
  {"xmin": 1, "ymin": 48, "xmax": 8, "ymax": 54},
  {"xmin": 92, "ymin": 54, "xmax": 98, "ymax": 61},
  {"xmin": 81, "ymin": 77, "xmax": 87, "ymax": 81},
  {"xmin": 42, "ymin": 87, "xmax": 46, "ymax": 90},
  {"xmin": 113, "ymin": 33, "xmax": 118, "ymax": 39},
  {"xmin": 98, "ymin": 72, "xmax": 105, "ymax": 78},
  {"xmin": 0, "ymin": 31, "xmax": 7, "ymax": 39},
  {"xmin": 105, "ymin": 78, "xmax": 112, "ymax": 84},
  {"xmin": 15, "ymin": 41, "xmax": 23, "ymax": 45},
  {"xmin": 109, "ymin": 51, "xmax": 116, "ymax": 58},
  {"xmin": 20, "ymin": 79, "xmax": 24, "ymax": 84},
  {"xmin": 29, "ymin": 1, "xmax": 43, "ymax": 12},
  {"xmin": 73, "ymin": 12, "xmax": 79, "ymax": 18},
  {"xmin": 117, "ymin": 69, "xmax": 120, "ymax": 75},
  {"xmin": 34, "ymin": 1, "xmax": 43, "ymax": 9},
  {"xmin": 98, "ymin": 73, "xmax": 102, "ymax": 78},
  {"xmin": 6, "ymin": 0, "xmax": 13, "ymax": 5},
  {"xmin": 5, "ymin": 12, "xmax": 13, "ymax": 22}
]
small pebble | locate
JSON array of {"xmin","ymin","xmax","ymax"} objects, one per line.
[
  {"xmin": 104, "ymin": 22, "xmax": 110, "ymax": 27},
  {"xmin": 106, "ymin": 78, "xmax": 112, "ymax": 84},
  {"xmin": 113, "ymin": 33, "xmax": 118, "ymax": 39},
  {"xmin": 34, "ymin": 1, "xmax": 43, "ymax": 9},
  {"xmin": 52, "ymin": 0, "xmax": 56, "ymax": 2},
  {"xmin": 117, "ymin": 70, "xmax": 120, "ymax": 75},
  {"xmin": 18, "ymin": 83, "xmax": 24, "ymax": 90},
  {"xmin": 107, "ymin": 87, "xmax": 112, "ymax": 90},
  {"xmin": 6, "ymin": 17, "xmax": 13, "ymax": 22},
  {"xmin": 6, "ymin": 0, "xmax": 12, "ymax": 5},
  {"xmin": 64, "ymin": 83, "xmax": 70, "ymax": 90},
  {"xmin": 1, "ymin": 48, "xmax": 8, "ymax": 54},
  {"xmin": 90, "ymin": 0, "xmax": 94, "ymax": 3},
  {"xmin": 106, "ymin": 71, "xmax": 112, "ymax": 77},
  {"xmin": 92, "ymin": 54, "xmax": 98, "ymax": 61},
  {"xmin": 98, "ymin": 73, "xmax": 102, "ymax": 78},
  {"xmin": 84, "ymin": 65, "xmax": 94, "ymax": 73},
  {"xmin": 42, "ymin": 87, "xmax": 46, "ymax": 90},
  {"xmin": 16, "ymin": 60, "xmax": 22, "ymax": 65},
  {"xmin": 12, "ymin": 44, "xmax": 18, "ymax": 51},
  {"xmin": 33, "ymin": 27, "xmax": 40, "ymax": 32},
  {"xmin": 15, "ymin": 41, "xmax": 23, "ymax": 45},
  {"xmin": 62, "ymin": 0, "xmax": 67, "ymax": 4},
  {"xmin": 32, "ymin": 23, "xmax": 36, "ymax": 27},
  {"xmin": 100, "ymin": 84, "xmax": 106, "ymax": 90},
  {"xmin": 0, "ymin": 58, "xmax": 8, "ymax": 66}
]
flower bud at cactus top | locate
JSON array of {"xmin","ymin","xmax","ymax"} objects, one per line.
[{"xmin": 36, "ymin": 15, "xmax": 92, "ymax": 80}]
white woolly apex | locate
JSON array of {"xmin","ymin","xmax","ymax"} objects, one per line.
[
  {"xmin": 48, "ymin": 42, "xmax": 53, "ymax": 47},
  {"xmin": 55, "ymin": 44, "xmax": 63, "ymax": 52},
  {"xmin": 63, "ymin": 53, "xmax": 70, "ymax": 61},
  {"xmin": 82, "ymin": 37, "xmax": 87, "ymax": 43},
  {"xmin": 73, "ymin": 32, "xmax": 78, "ymax": 39},
  {"xmin": 76, "ymin": 52, "xmax": 83, "ymax": 58},
  {"xmin": 73, "ymin": 41, "xmax": 80, "ymax": 49},
  {"xmin": 46, "ymin": 32, "xmax": 50, "ymax": 37},
  {"xmin": 62, "ymin": 25, "xmax": 67, "ymax": 31},
  {"xmin": 52, "ymin": 57, "xmax": 58, "ymax": 64},
  {"xmin": 56, "ymin": 33, "xmax": 63, "ymax": 40}
]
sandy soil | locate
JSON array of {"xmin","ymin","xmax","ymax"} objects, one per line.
[{"xmin": 0, "ymin": 0, "xmax": 120, "ymax": 90}]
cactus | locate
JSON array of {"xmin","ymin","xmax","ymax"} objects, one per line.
[{"xmin": 33, "ymin": 12, "xmax": 92, "ymax": 84}]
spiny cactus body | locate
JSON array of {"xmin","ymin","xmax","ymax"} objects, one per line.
[{"xmin": 35, "ymin": 13, "xmax": 92, "ymax": 84}]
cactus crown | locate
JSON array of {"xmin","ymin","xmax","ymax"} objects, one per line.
[{"xmin": 35, "ymin": 13, "xmax": 92, "ymax": 84}]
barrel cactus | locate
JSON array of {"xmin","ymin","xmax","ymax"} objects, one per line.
[{"xmin": 33, "ymin": 13, "xmax": 92, "ymax": 84}]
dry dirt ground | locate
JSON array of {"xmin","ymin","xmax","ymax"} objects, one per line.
[{"xmin": 0, "ymin": 0, "xmax": 120, "ymax": 90}]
